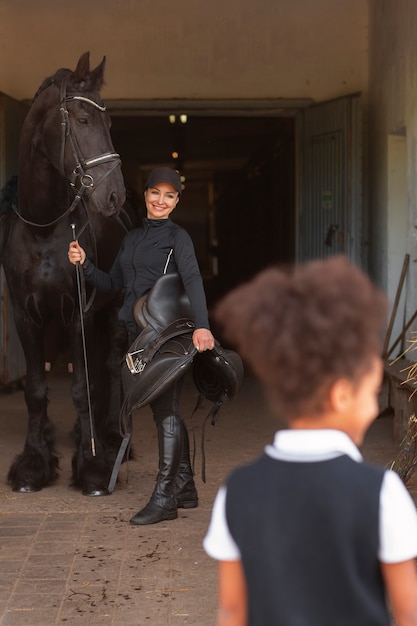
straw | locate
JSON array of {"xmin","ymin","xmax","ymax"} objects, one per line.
[{"xmin": 389, "ymin": 413, "xmax": 417, "ymax": 484}]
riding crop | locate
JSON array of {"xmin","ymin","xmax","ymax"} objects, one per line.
[{"xmin": 71, "ymin": 223, "xmax": 96, "ymax": 457}]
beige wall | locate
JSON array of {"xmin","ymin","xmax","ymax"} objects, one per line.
[
  {"xmin": 368, "ymin": 0, "xmax": 417, "ymax": 351},
  {"xmin": 0, "ymin": 0, "xmax": 368, "ymax": 103}
]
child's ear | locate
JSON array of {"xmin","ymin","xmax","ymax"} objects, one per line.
[{"xmin": 328, "ymin": 378, "xmax": 353, "ymax": 413}]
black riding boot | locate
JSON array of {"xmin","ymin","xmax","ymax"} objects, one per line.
[
  {"xmin": 175, "ymin": 420, "xmax": 198, "ymax": 509},
  {"xmin": 130, "ymin": 415, "xmax": 181, "ymax": 525}
]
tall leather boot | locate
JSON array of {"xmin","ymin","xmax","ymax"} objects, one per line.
[
  {"xmin": 176, "ymin": 420, "xmax": 198, "ymax": 509},
  {"xmin": 130, "ymin": 415, "xmax": 181, "ymax": 525}
]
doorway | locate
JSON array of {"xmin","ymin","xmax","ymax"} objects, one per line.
[{"xmin": 110, "ymin": 114, "xmax": 296, "ymax": 303}]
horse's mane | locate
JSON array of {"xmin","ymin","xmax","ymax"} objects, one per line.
[
  {"xmin": 33, "ymin": 69, "xmax": 72, "ymax": 101},
  {"xmin": 33, "ymin": 64, "xmax": 104, "ymax": 102}
]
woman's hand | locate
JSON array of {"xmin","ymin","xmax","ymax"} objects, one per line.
[
  {"xmin": 68, "ymin": 241, "xmax": 86, "ymax": 265},
  {"xmin": 193, "ymin": 328, "xmax": 215, "ymax": 352}
]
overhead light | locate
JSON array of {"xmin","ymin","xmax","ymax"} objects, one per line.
[
  {"xmin": 180, "ymin": 114, "xmax": 187, "ymax": 124},
  {"xmin": 169, "ymin": 115, "xmax": 176, "ymax": 124},
  {"xmin": 171, "ymin": 151, "xmax": 179, "ymax": 159}
]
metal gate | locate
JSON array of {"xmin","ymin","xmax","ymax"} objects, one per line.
[{"xmin": 297, "ymin": 94, "xmax": 363, "ymax": 266}]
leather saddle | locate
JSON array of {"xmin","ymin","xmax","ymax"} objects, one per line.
[
  {"xmin": 122, "ymin": 273, "xmax": 196, "ymax": 413},
  {"xmin": 121, "ymin": 272, "xmax": 244, "ymax": 426}
]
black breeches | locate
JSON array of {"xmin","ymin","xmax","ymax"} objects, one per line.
[{"xmin": 149, "ymin": 377, "xmax": 184, "ymax": 423}]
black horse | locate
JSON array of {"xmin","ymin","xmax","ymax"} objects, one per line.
[{"xmin": 0, "ymin": 52, "xmax": 138, "ymax": 495}]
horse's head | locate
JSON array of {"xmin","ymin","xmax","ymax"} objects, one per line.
[{"xmin": 21, "ymin": 52, "xmax": 125, "ymax": 219}]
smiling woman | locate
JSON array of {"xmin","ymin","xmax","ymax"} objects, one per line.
[
  {"xmin": 144, "ymin": 167, "xmax": 181, "ymax": 220},
  {"xmin": 146, "ymin": 185, "xmax": 178, "ymax": 219},
  {"xmin": 68, "ymin": 166, "xmax": 215, "ymax": 525}
]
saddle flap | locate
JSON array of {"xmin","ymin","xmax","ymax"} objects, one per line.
[
  {"xmin": 122, "ymin": 330, "xmax": 197, "ymax": 412},
  {"xmin": 126, "ymin": 318, "xmax": 195, "ymax": 374}
]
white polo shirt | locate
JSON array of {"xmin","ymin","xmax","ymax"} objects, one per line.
[{"xmin": 203, "ymin": 429, "xmax": 417, "ymax": 564}]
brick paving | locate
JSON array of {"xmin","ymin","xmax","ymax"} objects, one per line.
[{"xmin": 0, "ymin": 368, "xmax": 415, "ymax": 625}]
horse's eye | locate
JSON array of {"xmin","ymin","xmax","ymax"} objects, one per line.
[{"xmin": 78, "ymin": 117, "xmax": 89, "ymax": 125}]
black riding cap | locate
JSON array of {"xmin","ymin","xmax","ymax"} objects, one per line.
[{"xmin": 145, "ymin": 167, "xmax": 182, "ymax": 195}]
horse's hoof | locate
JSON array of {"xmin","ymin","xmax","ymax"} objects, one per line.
[
  {"xmin": 13, "ymin": 484, "xmax": 42, "ymax": 493},
  {"xmin": 82, "ymin": 488, "xmax": 109, "ymax": 497}
]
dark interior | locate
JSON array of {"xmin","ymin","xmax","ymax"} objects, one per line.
[{"xmin": 111, "ymin": 114, "xmax": 296, "ymax": 305}]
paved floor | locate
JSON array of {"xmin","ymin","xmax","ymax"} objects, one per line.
[{"xmin": 0, "ymin": 367, "xmax": 415, "ymax": 625}]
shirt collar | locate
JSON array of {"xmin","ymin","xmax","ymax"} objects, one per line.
[
  {"xmin": 143, "ymin": 217, "xmax": 171, "ymax": 228},
  {"xmin": 265, "ymin": 429, "xmax": 363, "ymax": 463}
]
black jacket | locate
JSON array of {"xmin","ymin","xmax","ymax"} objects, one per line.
[{"xmin": 83, "ymin": 217, "xmax": 210, "ymax": 335}]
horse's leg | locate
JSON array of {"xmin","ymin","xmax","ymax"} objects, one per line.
[
  {"xmin": 7, "ymin": 319, "xmax": 59, "ymax": 492},
  {"xmin": 69, "ymin": 311, "xmax": 117, "ymax": 496}
]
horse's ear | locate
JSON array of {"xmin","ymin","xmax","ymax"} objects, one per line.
[
  {"xmin": 74, "ymin": 52, "xmax": 91, "ymax": 81},
  {"xmin": 90, "ymin": 56, "xmax": 106, "ymax": 90},
  {"xmin": 72, "ymin": 52, "xmax": 105, "ymax": 91}
]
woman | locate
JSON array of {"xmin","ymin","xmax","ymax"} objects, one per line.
[{"xmin": 68, "ymin": 167, "xmax": 214, "ymax": 525}]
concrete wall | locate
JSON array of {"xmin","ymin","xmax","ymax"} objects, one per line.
[
  {"xmin": 0, "ymin": 0, "xmax": 368, "ymax": 103},
  {"xmin": 368, "ymin": 0, "xmax": 417, "ymax": 355}
]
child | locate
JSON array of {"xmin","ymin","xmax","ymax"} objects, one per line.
[{"xmin": 203, "ymin": 256, "xmax": 417, "ymax": 626}]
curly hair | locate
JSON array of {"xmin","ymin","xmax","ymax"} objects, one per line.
[{"xmin": 214, "ymin": 256, "xmax": 387, "ymax": 420}]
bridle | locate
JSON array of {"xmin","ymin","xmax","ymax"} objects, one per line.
[
  {"xmin": 14, "ymin": 76, "xmax": 122, "ymax": 229},
  {"xmin": 59, "ymin": 76, "xmax": 121, "ymax": 201}
]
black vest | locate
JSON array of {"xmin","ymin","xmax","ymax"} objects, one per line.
[{"xmin": 225, "ymin": 453, "xmax": 390, "ymax": 626}]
